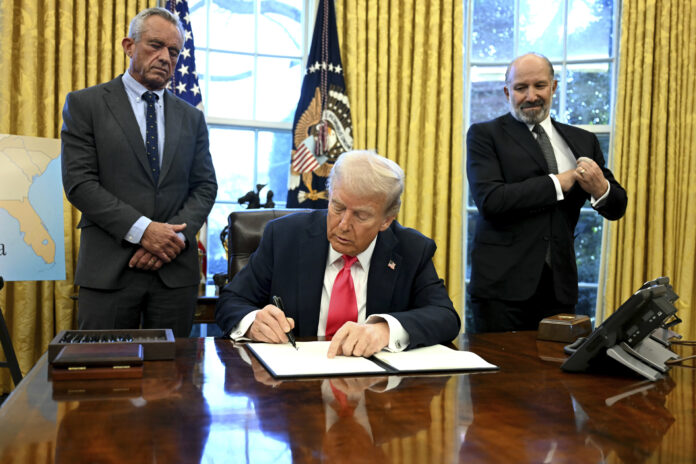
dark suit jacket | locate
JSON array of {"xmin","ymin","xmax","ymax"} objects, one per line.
[
  {"xmin": 466, "ymin": 113, "xmax": 627, "ymax": 304},
  {"xmin": 61, "ymin": 75, "xmax": 217, "ymax": 289},
  {"xmin": 216, "ymin": 210, "xmax": 460, "ymax": 348}
]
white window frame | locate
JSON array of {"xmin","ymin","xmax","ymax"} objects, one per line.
[{"xmin": 462, "ymin": 0, "xmax": 622, "ymax": 321}]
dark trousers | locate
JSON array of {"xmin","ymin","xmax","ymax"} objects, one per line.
[
  {"xmin": 78, "ymin": 271, "xmax": 198, "ymax": 338},
  {"xmin": 467, "ymin": 264, "xmax": 575, "ymax": 333}
]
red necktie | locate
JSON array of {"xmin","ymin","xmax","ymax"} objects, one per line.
[
  {"xmin": 329, "ymin": 381, "xmax": 356, "ymax": 418},
  {"xmin": 326, "ymin": 255, "xmax": 358, "ymax": 337}
]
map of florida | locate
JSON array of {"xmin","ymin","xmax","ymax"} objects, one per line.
[{"xmin": 0, "ymin": 135, "xmax": 60, "ymax": 264}]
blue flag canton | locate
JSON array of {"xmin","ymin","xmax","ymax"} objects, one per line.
[{"xmin": 165, "ymin": 0, "xmax": 203, "ymax": 109}]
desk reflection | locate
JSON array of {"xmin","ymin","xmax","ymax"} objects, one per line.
[
  {"xmin": 217, "ymin": 343, "xmax": 452, "ymax": 463},
  {"xmin": 54, "ymin": 346, "xmax": 211, "ymax": 464},
  {"xmin": 566, "ymin": 378, "xmax": 675, "ymax": 463}
]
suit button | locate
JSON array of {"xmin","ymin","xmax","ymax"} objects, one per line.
[{"xmin": 543, "ymin": 236, "xmax": 550, "ymax": 241}]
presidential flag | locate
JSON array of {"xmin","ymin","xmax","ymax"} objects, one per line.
[
  {"xmin": 166, "ymin": 0, "xmax": 203, "ymax": 110},
  {"xmin": 287, "ymin": 0, "xmax": 353, "ymax": 208}
]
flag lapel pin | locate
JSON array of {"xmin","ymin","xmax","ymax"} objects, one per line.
[{"xmin": 388, "ymin": 260, "xmax": 396, "ymax": 270}]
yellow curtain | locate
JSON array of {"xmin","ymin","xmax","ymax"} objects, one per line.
[
  {"xmin": 0, "ymin": 0, "xmax": 155, "ymax": 394},
  {"xmin": 604, "ymin": 0, "xmax": 696, "ymax": 341},
  {"xmin": 335, "ymin": 0, "xmax": 464, "ymax": 315}
]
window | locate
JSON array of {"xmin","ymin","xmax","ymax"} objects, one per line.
[
  {"xmin": 188, "ymin": 0, "xmax": 313, "ymax": 292},
  {"xmin": 464, "ymin": 0, "xmax": 619, "ymax": 324}
]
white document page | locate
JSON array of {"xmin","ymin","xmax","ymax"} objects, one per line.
[
  {"xmin": 373, "ymin": 344, "xmax": 498, "ymax": 372},
  {"xmin": 247, "ymin": 341, "xmax": 388, "ymax": 378}
]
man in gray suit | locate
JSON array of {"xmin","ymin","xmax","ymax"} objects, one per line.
[{"xmin": 61, "ymin": 8, "xmax": 217, "ymax": 337}]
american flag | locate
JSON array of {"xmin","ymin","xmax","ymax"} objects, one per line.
[{"xmin": 165, "ymin": 0, "xmax": 203, "ymax": 110}]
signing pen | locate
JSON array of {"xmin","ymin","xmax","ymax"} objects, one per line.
[{"xmin": 272, "ymin": 295, "xmax": 298, "ymax": 350}]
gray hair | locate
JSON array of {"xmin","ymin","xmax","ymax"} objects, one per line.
[
  {"xmin": 504, "ymin": 52, "xmax": 555, "ymax": 84},
  {"xmin": 128, "ymin": 7, "xmax": 184, "ymax": 43},
  {"xmin": 327, "ymin": 150, "xmax": 404, "ymax": 217}
]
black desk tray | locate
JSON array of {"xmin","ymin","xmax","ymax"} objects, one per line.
[{"xmin": 48, "ymin": 329, "xmax": 175, "ymax": 363}]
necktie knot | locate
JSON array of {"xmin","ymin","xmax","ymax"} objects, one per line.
[
  {"xmin": 341, "ymin": 255, "xmax": 358, "ymax": 270},
  {"xmin": 142, "ymin": 91, "xmax": 158, "ymax": 104}
]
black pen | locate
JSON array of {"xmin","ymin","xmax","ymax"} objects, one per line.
[{"xmin": 272, "ymin": 295, "xmax": 297, "ymax": 350}]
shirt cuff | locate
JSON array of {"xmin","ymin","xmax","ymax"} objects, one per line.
[
  {"xmin": 549, "ymin": 174, "xmax": 564, "ymax": 201},
  {"xmin": 366, "ymin": 314, "xmax": 410, "ymax": 352},
  {"xmin": 590, "ymin": 180, "xmax": 611, "ymax": 208},
  {"xmin": 125, "ymin": 216, "xmax": 151, "ymax": 244},
  {"xmin": 229, "ymin": 310, "xmax": 260, "ymax": 341}
]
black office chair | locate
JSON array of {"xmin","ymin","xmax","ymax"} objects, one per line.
[
  {"xmin": 226, "ymin": 208, "xmax": 311, "ymax": 280},
  {"xmin": 0, "ymin": 277, "xmax": 23, "ymax": 387}
]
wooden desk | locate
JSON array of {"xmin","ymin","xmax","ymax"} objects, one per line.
[{"xmin": 0, "ymin": 332, "xmax": 693, "ymax": 463}]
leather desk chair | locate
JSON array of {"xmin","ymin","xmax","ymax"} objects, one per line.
[
  {"xmin": 226, "ymin": 208, "xmax": 311, "ymax": 280},
  {"xmin": 194, "ymin": 209, "xmax": 309, "ymax": 326}
]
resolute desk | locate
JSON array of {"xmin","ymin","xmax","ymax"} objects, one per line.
[{"xmin": 0, "ymin": 332, "xmax": 693, "ymax": 463}]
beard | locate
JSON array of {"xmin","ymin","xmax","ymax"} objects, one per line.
[{"xmin": 510, "ymin": 98, "xmax": 550, "ymax": 125}]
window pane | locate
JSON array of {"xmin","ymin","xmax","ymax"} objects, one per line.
[
  {"xmin": 257, "ymin": 131, "xmax": 292, "ymax": 204},
  {"xmin": 567, "ymin": 0, "xmax": 614, "ymax": 59},
  {"xmin": 575, "ymin": 206, "xmax": 604, "ymax": 283},
  {"xmin": 207, "ymin": 52, "xmax": 254, "ymax": 119},
  {"xmin": 209, "ymin": 1, "xmax": 255, "ymax": 53},
  {"xmin": 469, "ymin": 66, "xmax": 506, "ymax": 124},
  {"xmin": 206, "ymin": 202, "xmax": 242, "ymax": 280},
  {"xmin": 209, "ymin": 127, "xmax": 255, "ymax": 202},
  {"xmin": 519, "ymin": 0, "xmax": 564, "ymax": 60},
  {"xmin": 470, "ymin": 0, "xmax": 514, "ymax": 62},
  {"xmin": 465, "ymin": 210, "xmax": 477, "ymax": 281},
  {"xmin": 256, "ymin": 57, "xmax": 303, "ymax": 122},
  {"xmin": 189, "ymin": 0, "xmax": 207, "ymax": 48},
  {"xmin": 258, "ymin": 0, "xmax": 303, "ymax": 56},
  {"xmin": 194, "ymin": 49, "xmax": 207, "ymax": 102},
  {"xmin": 577, "ymin": 285, "xmax": 598, "ymax": 318},
  {"xmin": 596, "ymin": 132, "xmax": 610, "ymax": 156},
  {"xmin": 564, "ymin": 63, "xmax": 611, "ymax": 125}
]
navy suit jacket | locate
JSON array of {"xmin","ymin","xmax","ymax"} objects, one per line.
[
  {"xmin": 466, "ymin": 113, "xmax": 627, "ymax": 304},
  {"xmin": 216, "ymin": 210, "xmax": 460, "ymax": 348},
  {"xmin": 61, "ymin": 76, "xmax": 217, "ymax": 289}
]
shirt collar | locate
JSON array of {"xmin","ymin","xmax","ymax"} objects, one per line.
[
  {"xmin": 328, "ymin": 235, "xmax": 378, "ymax": 269},
  {"xmin": 122, "ymin": 71, "xmax": 166, "ymax": 103}
]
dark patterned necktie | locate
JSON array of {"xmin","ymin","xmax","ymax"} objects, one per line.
[
  {"xmin": 142, "ymin": 91, "xmax": 160, "ymax": 184},
  {"xmin": 533, "ymin": 124, "xmax": 558, "ymax": 174}
]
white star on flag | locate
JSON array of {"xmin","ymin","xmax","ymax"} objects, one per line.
[{"xmin": 166, "ymin": 0, "xmax": 203, "ymax": 110}]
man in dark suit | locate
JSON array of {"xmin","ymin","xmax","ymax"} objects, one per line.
[
  {"xmin": 61, "ymin": 8, "xmax": 217, "ymax": 337},
  {"xmin": 216, "ymin": 150, "xmax": 460, "ymax": 356},
  {"xmin": 466, "ymin": 53, "xmax": 627, "ymax": 333}
]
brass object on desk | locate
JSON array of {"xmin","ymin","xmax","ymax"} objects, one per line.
[{"xmin": 537, "ymin": 313, "xmax": 592, "ymax": 343}]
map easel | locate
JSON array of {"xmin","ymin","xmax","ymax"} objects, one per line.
[{"xmin": 0, "ymin": 277, "xmax": 22, "ymax": 387}]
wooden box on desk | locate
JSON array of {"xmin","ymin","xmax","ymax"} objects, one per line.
[
  {"xmin": 537, "ymin": 314, "xmax": 592, "ymax": 343},
  {"xmin": 48, "ymin": 329, "xmax": 175, "ymax": 363},
  {"xmin": 50, "ymin": 343, "xmax": 144, "ymax": 381}
]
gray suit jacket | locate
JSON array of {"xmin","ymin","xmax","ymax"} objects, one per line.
[{"xmin": 61, "ymin": 75, "xmax": 217, "ymax": 289}]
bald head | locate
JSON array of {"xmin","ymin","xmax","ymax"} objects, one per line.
[{"xmin": 505, "ymin": 53, "xmax": 555, "ymax": 85}]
